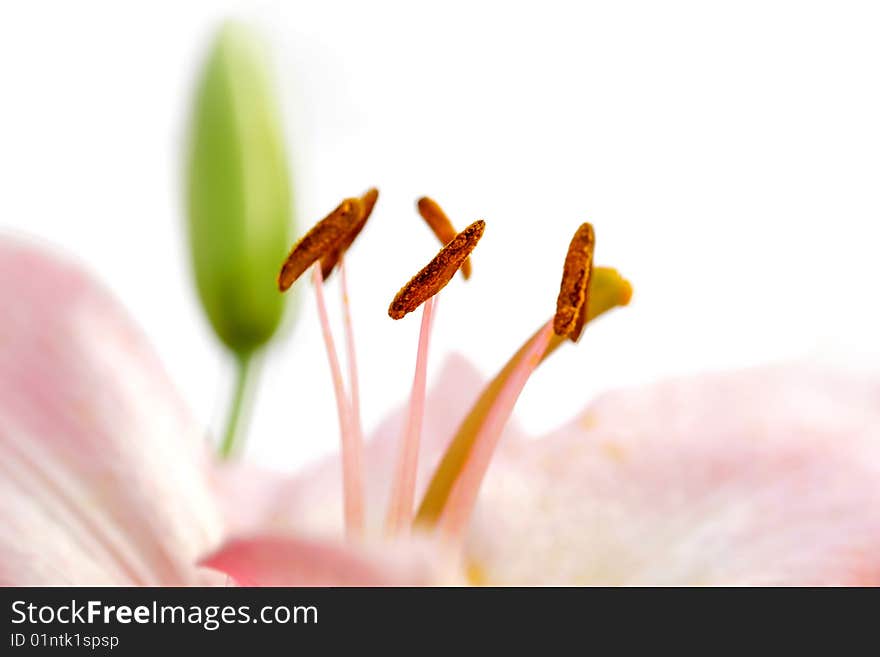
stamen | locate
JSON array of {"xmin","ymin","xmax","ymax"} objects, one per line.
[
  {"xmin": 321, "ymin": 188, "xmax": 379, "ymax": 279},
  {"xmin": 277, "ymin": 197, "xmax": 364, "ymax": 292},
  {"xmin": 436, "ymin": 319, "xmax": 555, "ymax": 542},
  {"xmin": 311, "ymin": 264, "xmax": 364, "ymax": 537},
  {"xmin": 338, "ymin": 255, "xmax": 364, "ymax": 478},
  {"xmin": 313, "ymin": 190, "xmax": 377, "ymax": 534},
  {"xmin": 554, "ymin": 223, "xmax": 595, "ymax": 341},
  {"xmin": 417, "ymin": 197, "xmax": 472, "ymax": 279},
  {"xmin": 385, "ymin": 295, "xmax": 437, "ymax": 535},
  {"xmin": 415, "ymin": 266, "xmax": 632, "ymax": 529},
  {"xmin": 388, "ymin": 220, "xmax": 485, "ymax": 320}
]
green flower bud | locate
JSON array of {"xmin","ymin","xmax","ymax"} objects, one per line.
[{"xmin": 186, "ymin": 21, "xmax": 294, "ymax": 356}]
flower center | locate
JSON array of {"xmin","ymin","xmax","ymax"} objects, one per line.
[{"xmin": 277, "ymin": 191, "xmax": 632, "ymax": 548}]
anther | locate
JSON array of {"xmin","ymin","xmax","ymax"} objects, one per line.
[
  {"xmin": 553, "ymin": 223, "xmax": 595, "ymax": 341},
  {"xmin": 321, "ymin": 188, "xmax": 379, "ymax": 279},
  {"xmin": 417, "ymin": 197, "xmax": 472, "ymax": 279},
  {"xmin": 388, "ymin": 220, "xmax": 485, "ymax": 320},
  {"xmin": 277, "ymin": 197, "xmax": 364, "ymax": 292}
]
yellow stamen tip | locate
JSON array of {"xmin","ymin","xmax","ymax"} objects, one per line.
[
  {"xmin": 320, "ymin": 187, "xmax": 380, "ymax": 280},
  {"xmin": 388, "ymin": 219, "xmax": 485, "ymax": 320},
  {"xmin": 278, "ymin": 197, "xmax": 364, "ymax": 292},
  {"xmin": 416, "ymin": 196, "xmax": 473, "ymax": 280},
  {"xmin": 554, "ymin": 222, "xmax": 595, "ymax": 341}
]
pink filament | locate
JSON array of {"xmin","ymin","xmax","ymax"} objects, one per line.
[
  {"xmin": 437, "ymin": 318, "xmax": 555, "ymax": 543},
  {"xmin": 386, "ymin": 295, "xmax": 437, "ymax": 535},
  {"xmin": 312, "ymin": 264, "xmax": 364, "ymax": 537},
  {"xmin": 339, "ymin": 256, "xmax": 364, "ymax": 457}
]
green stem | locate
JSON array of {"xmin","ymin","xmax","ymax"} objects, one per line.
[{"xmin": 219, "ymin": 352, "xmax": 257, "ymax": 459}]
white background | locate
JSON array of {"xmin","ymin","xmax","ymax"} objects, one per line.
[{"xmin": 1, "ymin": 1, "xmax": 878, "ymax": 470}]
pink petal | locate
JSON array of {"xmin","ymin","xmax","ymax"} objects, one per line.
[
  {"xmin": 0, "ymin": 238, "xmax": 222, "ymax": 585},
  {"xmin": 211, "ymin": 461, "xmax": 292, "ymax": 537},
  {"xmin": 202, "ymin": 534, "xmax": 451, "ymax": 586},
  {"xmin": 466, "ymin": 364, "xmax": 880, "ymax": 585}
]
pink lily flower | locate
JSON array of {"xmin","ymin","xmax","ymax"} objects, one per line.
[{"xmin": 2, "ymin": 235, "xmax": 879, "ymax": 586}]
